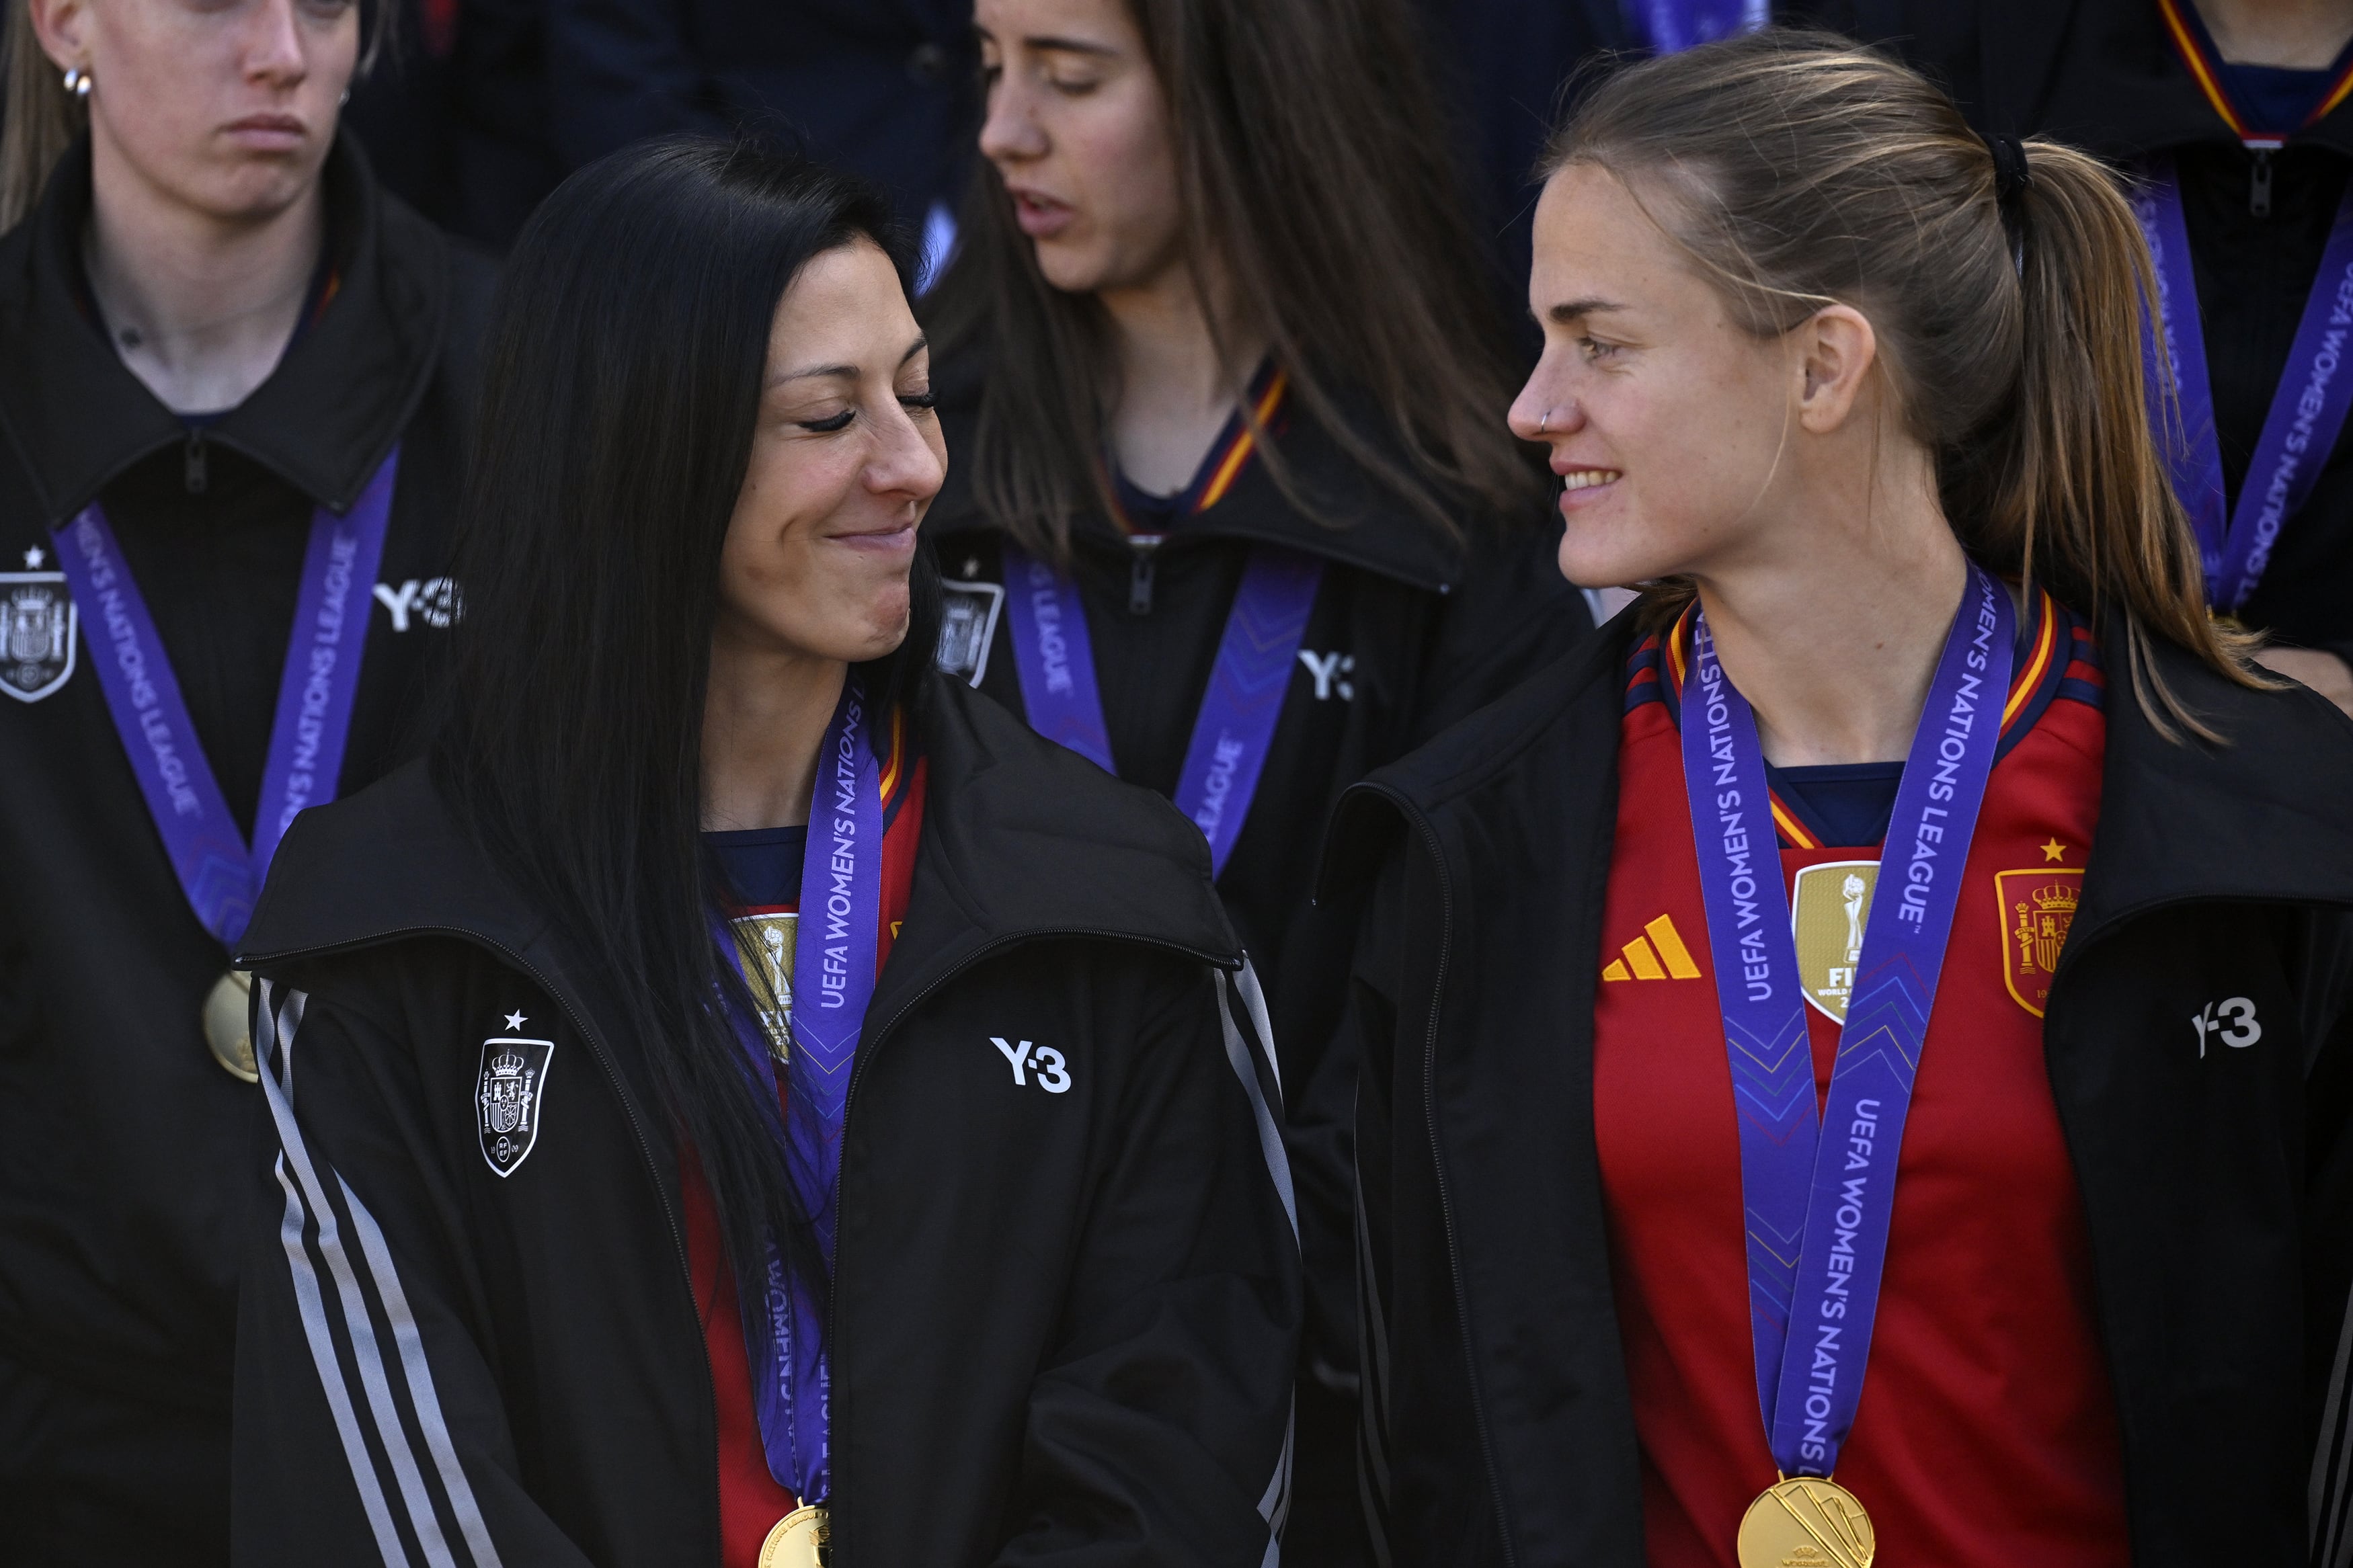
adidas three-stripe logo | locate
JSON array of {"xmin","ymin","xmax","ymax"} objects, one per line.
[{"xmin": 1602, "ymin": 914, "xmax": 1703, "ymax": 983}]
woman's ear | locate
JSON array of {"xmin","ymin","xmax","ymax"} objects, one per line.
[
  {"xmin": 28, "ymin": 0, "xmax": 93, "ymax": 75},
  {"xmin": 1792, "ymin": 303, "xmax": 1879, "ymax": 436}
]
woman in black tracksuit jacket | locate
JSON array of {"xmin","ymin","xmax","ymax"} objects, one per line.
[
  {"xmin": 922, "ymin": 3, "xmax": 1590, "ymax": 1541},
  {"xmin": 1332, "ymin": 35, "xmax": 2353, "ymax": 1567},
  {"xmin": 230, "ymin": 141, "xmax": 1298, "ymax": 1568},
  {"xmin": 0, "ymin": 2, "xmax": 491, "ymax": 1557},
  {"xmin": 1817, "ymin": 0, "xmax": 2353, "ymax": 715}
]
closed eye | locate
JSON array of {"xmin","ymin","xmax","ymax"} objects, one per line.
[{"xmin": 799, "ymin": 409, "xmax": 856, "ymax": 434}]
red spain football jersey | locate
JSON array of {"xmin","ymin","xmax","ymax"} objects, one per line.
[
  {"xmin": 681, "ymin": 729, "xmax": 928, "ymax": 1567},
  {"xmin": 1592, "ymin": 593, "xmax": 2128, "ymax": 1566}
]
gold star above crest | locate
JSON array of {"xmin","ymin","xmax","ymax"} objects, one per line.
[{"xmin": 2040, "ymin": 838, "xmax": 2067, "ymax": 863}]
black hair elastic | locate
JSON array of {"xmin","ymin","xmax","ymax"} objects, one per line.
[
  {"xmin": 1985, "ymin": 132, "xmax": 2032, "ymax": 207},
  {"xmin": 1984, "ymin": 132, "xmax": 2031, "ymax": 272}
]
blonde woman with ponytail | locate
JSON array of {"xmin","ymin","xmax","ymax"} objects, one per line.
[
  {"xmin": 1330, "ymin": 31, "xmax": 2353, "ymax": 1568},
  {"xmin": 0, "ymin": 0, "xmax": 491, "ymax": 1560}
]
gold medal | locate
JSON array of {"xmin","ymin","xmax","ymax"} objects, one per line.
[
  {"xmin": 757, "ymin": 1504, "xmax": 830, "ymax": 1568},
  {"xmin": 202, "ymin": 969, "xmax": 259, "ymax": 1083},
  {"xmin": 1737, "ymin": 1476, "xmax": 1874, "ymax": 1568}
]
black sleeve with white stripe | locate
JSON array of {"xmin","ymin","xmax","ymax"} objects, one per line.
[{"xmin": 233, "ymin": 978, "xmax": 588, "ymax": 1568}]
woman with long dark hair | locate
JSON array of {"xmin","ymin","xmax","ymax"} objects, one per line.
[
  {"xmin": 229, "ymin": 140, "xmax": 1298, "ymax": 1567},
  {"xmin": 1334, "ymin": 32, "xmax": 2353, "ymax": 1567},
  {"xmin": 921, "ymin": 4, "xmax": 1591, "ymax": 1540},
  {"xmin": 0, "ymin": 0, "xmax": 491, "ymax": 1557}
]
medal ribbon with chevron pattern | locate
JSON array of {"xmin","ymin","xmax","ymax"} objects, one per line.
[
  {"xmin": 1000, "ymin": 365, "xmax": 1322, "ymax": 875},
  {"xmin": 1679, "ymin": 563, "xmax": 2012, "ymax": 1480},
  {"xmin": 52, "ymin": 450, "xmax": 398, "ymax": 948},
  {"xmin": 710, "ymin": 675, "xmax": 884, "ymax": 1507}
]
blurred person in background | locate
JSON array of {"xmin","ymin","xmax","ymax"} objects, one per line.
[
  {"xmin": 1844, "ymin": 0, "xmax": 2353, "ymax": 714},
  {"xmin": 340, "ymin": 0, "xmax": 564, "ymax": 250},
  {"xmin": 920, "ymin": 0, "xmax": 1592, "ymax": 1556},
  {"xmin": 545, "ymin": 0, "xmax": 973, "ymax": 270},
  {"xmin": 0, "ymin": 0, "xmax": 492, "ymax": 1559}
]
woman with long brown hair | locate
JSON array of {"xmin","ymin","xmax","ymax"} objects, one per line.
[
  {"xmin": 1333, "ymin": 30, "xmax": 2353, "ymax": 1567},
  {"xmin": 921, "ymin": 5, "xmax": 1589, "ymax": 1548}
]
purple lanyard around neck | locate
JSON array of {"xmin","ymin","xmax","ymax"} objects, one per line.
[
  {"xmin": 51, "ymin": 449, "xmax": 398, "ymax": 948},
  {"xmin": 1679, "ymin": 563, "xmax": 2013, "ymax": 1479},
  {"xmin": 1634, "ymin": 0, "xmax": 1767, "ymax": 52},
  {"xmin": 713, "ymin": 677, "xmax": 884, "ymax": 1505},
  {"xmin": 2132, "ymin": 155, "xmax": 2353, "ymax": 612},
  {"xmin": 999, "ymin": 541, "xmax": 1322, "ymax": 877}
]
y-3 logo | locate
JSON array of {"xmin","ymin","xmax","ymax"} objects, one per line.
[
  {"xmin": 990, "ymin": 1036, "xmax": 1071, "ymax": 1094},
  {"xmin": 2192, "ymin": 996, "xmax": 2261, "ymax": 1058}
]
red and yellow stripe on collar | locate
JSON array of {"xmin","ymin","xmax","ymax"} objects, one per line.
[
  {"xmin": 2157, "ymin": 0, "xmax": 2353, "ymax": 147},
  {"xmin": 877, "ymin": 704, "xmax": 908, "ymax": 806},
  {"xmin": 1661, "ymin": 588, "xmax": 2057, "ymax": 852},
  {"xmin": 1195, "ymin": 368, "xmax": 1289, "ymax": 513}
]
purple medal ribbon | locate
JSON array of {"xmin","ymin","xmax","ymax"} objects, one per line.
[
  {"xmin": 714, "ymin": 676, "xmax": 885, "ymax": 1504},
  {"xmin": 2133, "ymin": 157, "xmax": 2353, "ymax": 612},
  {"xmin": 1680, "ymin": 563, "xmax": 2012, "ymax": 1479},
  {"xmin": 52, "ymin": 450, "xmax": 398, "ymax": 948},
  {"xmin": 1000, "ymin": 542, "xmax": 1322, "ymax": 876},
  {"xmin": 1633, "ymin": 0, "xmax": 1767, "ymax": 52}
]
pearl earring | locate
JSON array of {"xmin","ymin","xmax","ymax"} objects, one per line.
[{"xmin": 62, "ymin": 67, "xmax": 91, "ymax": 99}]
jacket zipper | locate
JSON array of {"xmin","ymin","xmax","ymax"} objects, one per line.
[
  {"xmin": 822, "ymin": 925, "xmax": 1235, "ymax": 1554},
  {"xmin": 1360, "ymin": 784, "xmax": 1518, "ymax": 1568},
  {"xmin": 2250, "ymin": 147, "xmax": 2275, "ymax": 219},
  {"xmin": 184, "ymin": 427, "xmax": 208, "ymax": 494}
]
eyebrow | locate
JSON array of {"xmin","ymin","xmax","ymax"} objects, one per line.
[
  {"xmin": 1025, "ymin": 34, "xmax": 1119, "ymax": 57},
  {"xmin": 769, "ymin": 335, "xmax": 930, "ymax": 388},
  {"xmin": 1544, "ymin": 297, "xmax": 1629, "ymax": 325}
]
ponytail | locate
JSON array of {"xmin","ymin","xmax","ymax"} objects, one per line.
[
  {"xmin": 1960, "ymin": 137, "xmax": 2266, "ymax": 739},
  {"xmin": 1, "ymin": 0, "xmax": 83, "ymax": 234},
  {"xmin": 1544, "ymin": 30, "xmax": 2268, "ymax": 741}
]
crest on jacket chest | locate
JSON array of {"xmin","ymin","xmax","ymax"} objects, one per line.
[
  {"xmin": 0, "ymin": 546, "xmax": 76, "ymax": 703},
  {"xmin": 477, "ymin": 1022, "xmax": 555, "ymax": 1177}
]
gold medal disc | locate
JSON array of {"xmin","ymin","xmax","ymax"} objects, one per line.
[
  {"xmin": 758, "ymin": 1504, "xmax": 830, "ymax": 1568},
  {"xmin": 202, "ymin": 969, "xmax": 259, "ymax": 1083},
  {"xmin": 1737, "ymin": 1476, "xmax": 1874, "ymax": 1568}
]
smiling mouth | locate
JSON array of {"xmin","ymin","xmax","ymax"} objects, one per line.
[{"xmin": 1561, "ymin": 469, "xmax": 1621, "ymax": 491}]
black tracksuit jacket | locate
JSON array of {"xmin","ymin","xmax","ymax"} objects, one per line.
[
  {"xmin": 0, "ymin": 136, "xmax": 493, "ymax": 1424},
  {"xmin": 1322, "ymin": 612, "xmax": 2353, "ymax": 1565},
  {"xmin": 229, "ymin": 677, "xmax": 1301, "ymax": 1567},
  {"xmin": 1826, "ymin": 0, "xmax": 2353, "ymax": 665},
  {"xmin": 922, "ymin": 370, "xmax": 1595, "ymax": 1374}
]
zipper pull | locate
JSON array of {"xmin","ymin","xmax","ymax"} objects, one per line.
[
  {"xmin": 2251, "ymin": 148, "xmax": 2274, "ymax": 218},
  {"xmin": 183, "ymin": 427, "xmax": 208, "ymax": 495},
  {"xmin": 1128, "ymin": 540, "xmax": 1158, "ymax": 615}
]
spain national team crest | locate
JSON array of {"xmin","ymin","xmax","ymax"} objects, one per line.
[
  {"xmin": 1791, "ymin": 860, "xmax": 1880, "ymax": 1024},
  {"xmin": 935, "ymin": 578, "xmax": 1004, "ymax": 687},
  {"xmin": 0, "ymin": 546, "xmax": 76, "ymax": 703},
  {"xmin": 729, "ymin": 912, "xmax": 797, "ymax": 1061},
  {"xmin": 1997, "ymin": 868, "xmax": 2082, "ymax": 1018},
  {"xmin": 476, "ymin": 1028, "xmax": 555, "ymax": 1177}
]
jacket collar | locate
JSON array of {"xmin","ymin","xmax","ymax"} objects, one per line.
[
  {"xmin": 1983, "ymin": 0, "xmax": 2353, "ymax": 158},
  {"xmin": 924, "ymin": 372, "xmax": 1478, "ymax": 594},
  {"xmin": 236, "ymin": 675, "xmax": 1242, "ymax": 1012},
  {"xmin": 0, "ymin": 133, "xmax": 449, "ymax": 524},
  {"xmin": 1324, "ymin": 604, "xmax": 2353, "ymax": 921}
]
